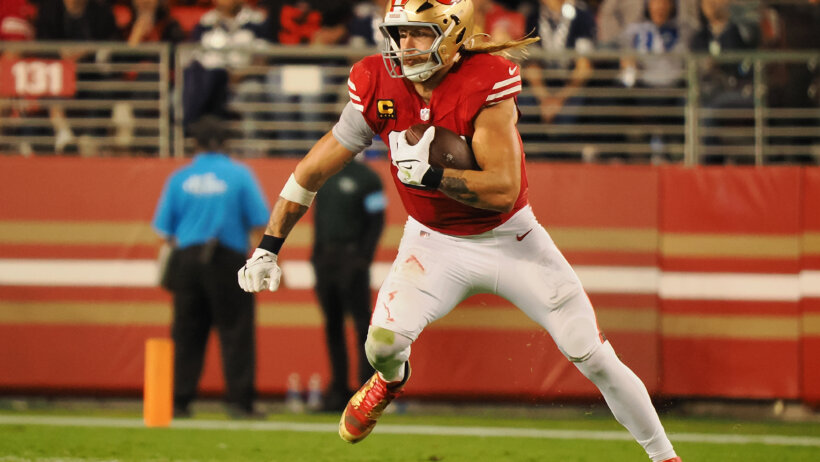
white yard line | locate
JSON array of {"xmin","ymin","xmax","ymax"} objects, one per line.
[{"xmin": 1, "ymin": 415, "xmax": 819, "ymax": 447}]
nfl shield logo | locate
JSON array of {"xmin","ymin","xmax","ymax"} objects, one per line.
[{"xmin": 420, "ymin": 108, "xmax": 430, "ymax": 121}]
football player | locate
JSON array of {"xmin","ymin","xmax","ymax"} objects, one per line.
[{"xmin": 238, "ymin": 1, "xmax": 681, "ymax": 461}]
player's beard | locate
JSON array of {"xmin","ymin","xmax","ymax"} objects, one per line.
[{"xmin": 402, "ymin": 58, "xmax": 437, "ymax": 82}]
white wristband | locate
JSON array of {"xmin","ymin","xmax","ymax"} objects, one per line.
[{"xmin": 279, "ymin": 173, "xmax": 316, "ymax": 207}]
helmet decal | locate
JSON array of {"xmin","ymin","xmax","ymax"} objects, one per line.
[{"xmin": 390, "ymin": 0, "xmax": 408, "ymax": 11}]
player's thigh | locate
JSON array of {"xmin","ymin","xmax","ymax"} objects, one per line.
[
  {"xmin": 497, "ymin": 227, "xmax": 587, "ymax": 333},
  {"xmin": 371, "ymin": 228, "xmax": 469, "ymax": 342},
  {"xmin": 500, "ymin": 233, "xmax": 603, "ymax": 360}
]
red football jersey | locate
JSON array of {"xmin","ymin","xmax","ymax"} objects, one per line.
[{"xmin": 348, "ymin": 53, "xmax": 529, "ymax": 236}]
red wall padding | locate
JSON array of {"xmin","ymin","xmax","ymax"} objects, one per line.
[
  {"xmin": 1, "ymin": 158, "xmax": 818, "ymax": 403},
  {"xmin": 659, "ymin": 167, "xmax": 802, "ymax": 399},
  {"xmin": 801, "ymin": 169, "xmax": 820, "ymax": 405}
]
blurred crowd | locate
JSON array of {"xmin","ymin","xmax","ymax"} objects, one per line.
[
  {"xmin": 1, "ymin": 0, "xmax": 818, "ymax": 162},
  {"xmin": 6, "ymin": 0, "xmax": 817, "ymax": 56}
]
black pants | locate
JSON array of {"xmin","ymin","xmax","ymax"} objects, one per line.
[
  {"xmin": 182, "ymin": 61, "xmax": 229, "ymax": 129},
  {"xmin": 313, "ymin": 257, "xmax": 373, "ymax": 399},
  {"xmin": 169, "ymin": 243, "xmax": 256, "ymax": 412}
]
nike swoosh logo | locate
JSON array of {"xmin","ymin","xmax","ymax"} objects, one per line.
[
  {"xmin": 516, "ymin": 229, "xmax": 532, "ymax": 241},
  {"xmin": 396, "ymin": 159, "xmax": 420, "ymax": 170},
  {"xmin": 508, "ymin": 66, "xmax": 517, "ymax": 75}
]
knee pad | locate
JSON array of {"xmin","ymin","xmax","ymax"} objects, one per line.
[
  {"xmin": 557, "ymin": 315, "xmax": 602, "ymax": 362},
  {"xmin": 364, "ymin": 327, "xmax": 412, "ymax": 370}
]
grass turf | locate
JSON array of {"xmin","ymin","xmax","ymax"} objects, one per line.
[{"xmin": 2, "ymin": 407, "xmax": 820, "ymax": 462}]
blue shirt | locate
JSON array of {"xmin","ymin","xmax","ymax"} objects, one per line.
[
  {"xmin": 190, "ymin": 6, "xmax": 268, "ymax": 69},
  {"xmin": 152, "ymin": 153, "xmax": 270, "ymax": 254},
  {"xmin": 526, "ymin": 2, "xmax": 596, "ymax": 57}
]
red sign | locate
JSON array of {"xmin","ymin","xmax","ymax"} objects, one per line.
[{"xmin": 0, "ymin": 58, "xmax": 77, "ymax": 97}]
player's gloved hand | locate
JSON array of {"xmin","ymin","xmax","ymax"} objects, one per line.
[
  {"xmin": 390, "ymin": 126, "xmax": 442, "ymax": 189},
  {"xmin": 238, "ymin": 248, "xmax": 281, "ymax": 292}
]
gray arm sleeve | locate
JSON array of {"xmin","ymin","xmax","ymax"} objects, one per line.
[{"xmin": 331, "ymin": 102, "xmax": 376, "ymax": 153}]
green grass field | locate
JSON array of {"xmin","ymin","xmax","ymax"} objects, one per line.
[{"xmin": 2, "ymin": 401, "xmax": 819, "ymax": 461}]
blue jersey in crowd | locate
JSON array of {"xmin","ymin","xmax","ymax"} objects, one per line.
[{"xmin": 153, "ymin": 153, "xmax": 270, "ymax": 254}]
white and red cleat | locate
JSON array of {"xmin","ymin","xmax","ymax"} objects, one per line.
[
  {"xmin": 338, "ymin": 362, "xmax": 410, "ymax": 443},
  {"xmin": 662, "ymin": 458, "xmax": 682, "ymax": 462}
]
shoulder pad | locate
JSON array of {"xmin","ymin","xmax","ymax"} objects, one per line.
[{"xmin": 348, "ymin": 56, "xmax": 381, "ymax": 113}]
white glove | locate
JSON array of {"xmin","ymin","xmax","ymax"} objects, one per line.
[
  {"xmin": 391, "ymin": 125, "xmax": 436, "ymax": 187},
  {"xmin": 238, "ymin": 248, "xmax": 281, "ymax": 292}
]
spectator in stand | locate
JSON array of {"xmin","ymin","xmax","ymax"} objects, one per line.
[
  {"xmin": 116, "ymin": 0, "xmax": 186, "ymax": 155},
  {"xmin": 0, "ymin": 0, "xmax": 36, "ymax": 156},
  {"xmin": 262, "ymin": 0, "xmax": 351, "ymax": 45},
  {"xmin": 689, "ymin": 0, "xmax": 758, "ymax": 164},
  {"xmin": 126, "ymin": 0, "xmax": 186, "ymax": 46},
  {"xmin": 348, "ymin": 0, "xmax": 388, "ymax": 48},
  {"xmin": 616, "ymin": 0, "xmax": 689, "ymax": 164},
  {"xmin": 35, "ymin": 0, "xmax": 123, "ymax": 155},
  {"xmin": 36, "ymin": 0, "xmax": 121, "ymax": 41},
  {"xmin": 677, "ymin": 0, "xmax": 704, "ymax": 38},
  {"xmin": 620, "ymin": 0, "xmax": 689, "ymax": 89},
  {"xmin": 261, "ymin": 1, "xmax": 352, "ymax": 155},
  {"xmin": 182, "ymin": 0, "xmax": 269, "ymax": 134},
  {"xmin": 309, "ymin": 2, "xmax": 351, "ymax": 46},
  {"xmin": 595, "ymin": 0, "xmax": 644, "ymax": 49},
  {"xmin": 264, "ymin": 0, "xmax": 322, "ymax": 44},
  {"xmin": 473, "ymin": 0, "xmax": 526, "ymax": 44},
  {"xmin": 759, "ymin": 0, "xmax": 820, "ymax": 165},
  {"xmin": 522, "ymin": 0, "xmax": 595, "ymax": 161},
  {"xmin": 0, "ymin": 0, "xmax": 34, "ymax": 42}
]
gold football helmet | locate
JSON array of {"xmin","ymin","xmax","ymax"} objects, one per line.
[{"xmin": 380, "ymin": 0, "xmax": 474, "ymax": 82}]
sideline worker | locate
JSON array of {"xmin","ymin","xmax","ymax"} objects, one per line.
[{"xmin": 153, "ymin": 115, "xmax": 270, "ymax": 418}]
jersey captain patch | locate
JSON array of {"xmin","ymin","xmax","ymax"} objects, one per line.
[{"xmin": 377, "ymin": 99, "xmax": 396, "ymax": 119}]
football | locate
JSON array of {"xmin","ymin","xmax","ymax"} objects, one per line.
[{"xmin": 405, "ymin": 124, "xmax": 480, "ymax": 170}]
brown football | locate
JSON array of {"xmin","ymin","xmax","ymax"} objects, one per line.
[{"xmin": 405, "ymin": 124, "xmax": 480, "ymax": 170}]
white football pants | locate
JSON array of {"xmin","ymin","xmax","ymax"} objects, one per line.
[{"xmin": 370, "ymin": 205, "xmax": 676, "ymax": 461}]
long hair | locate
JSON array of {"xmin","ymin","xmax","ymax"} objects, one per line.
[{"xmin": 460, "ymin": 35, "xmax": 541, "ymax": 60}]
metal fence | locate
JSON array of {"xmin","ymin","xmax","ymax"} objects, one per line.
[
  {"xmin": 0, "ymin": 42, "xmax": 170, "ymax": 157},
  {"xmin": 1, "ymin": 42, "xmax": 818, "ymax": 165}
]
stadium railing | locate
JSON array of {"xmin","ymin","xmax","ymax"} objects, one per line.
[
  {"xmin": 2, "ymin": 42, "xmax": 817, "ymax": 165},
  {"xmin": 0, "ymin": 41, "xmax": 171, "ymax": 157}
]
